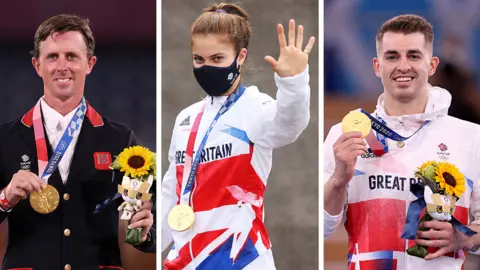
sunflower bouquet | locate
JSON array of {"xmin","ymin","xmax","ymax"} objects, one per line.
[
  {"xmin": 402, "ymin": 161, "xmax": 467, "ymax": 258},
  {"xmin": 109, "ymin": 145, "xmax": 156, "ymax": 245}
]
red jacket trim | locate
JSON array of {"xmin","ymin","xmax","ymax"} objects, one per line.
[{"xmin": 21, "ymin": 101, "xmax": 104, "ymax": 128}]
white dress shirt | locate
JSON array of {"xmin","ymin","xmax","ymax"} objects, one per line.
[{"xmin": 40, "ymin": 98, "xmax": 82, "ymax": 183}]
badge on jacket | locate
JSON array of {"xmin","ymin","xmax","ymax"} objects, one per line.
[
  {"xmin": 20, "ymin": 154, "xmax": 31, "ymax": 171},
  {"xmin": 94, "ymin": 152, "xmax": 112, "ymax": 170}
]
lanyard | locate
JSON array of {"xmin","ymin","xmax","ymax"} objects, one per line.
[
  {"xmin": 180, "ymin": 85, "xmax": 246, "ymax": 205},
  {"xmin": 32, "ymin": 97, "xmax": 86, "ymax": 182},
  {"xmin": 360, "ymin": 109, "xmax": 430, "ymax": 155}
]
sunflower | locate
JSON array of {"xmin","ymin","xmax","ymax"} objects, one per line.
[
  {"xmin": 117, "ymin": 146, "xmax": 154, "ymax": 178},
  {"xmin": 434, "ymin": 162, "xmax": 466, "ymax": 197}
]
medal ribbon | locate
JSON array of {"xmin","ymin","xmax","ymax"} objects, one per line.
[
  {"xmin": 32, "ymin": 97, "xmax": 87, "ymax": 182},
  {"xmin": 360, "ymin": 109, "xmax": 430, "ymax": 156},
  {"xmin": 179, "ymin": 85, "xmax": 246, "ymax": 206}
]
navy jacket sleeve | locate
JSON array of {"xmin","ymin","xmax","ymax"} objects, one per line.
[{"xmin": 0, "ymin": 129, "xmax": 10, "ymax": 223}]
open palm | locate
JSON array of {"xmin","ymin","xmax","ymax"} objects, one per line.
[{"xmin": 265, "ymin": 19, "xmax": 316, "ymax": 78}]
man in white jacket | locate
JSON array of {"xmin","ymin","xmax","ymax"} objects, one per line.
[{"xmin": 324, "ymin": 14, "xmax": 480, "ymax": 269}]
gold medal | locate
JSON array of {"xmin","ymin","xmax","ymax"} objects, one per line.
[
  {"xmin": 168, "ymin": 204, "xmax": 195, "ymax": 231},
  {"xmin": 29, "ymin": 184, "xmax": 60, "ymax": 214},
  {"xmin": 397, "ymin": 141, "xmax": 405, "ymax": 148},
  {"xmin": 341, "ymin": 111, "xmax": 372, "ymax": 138}
]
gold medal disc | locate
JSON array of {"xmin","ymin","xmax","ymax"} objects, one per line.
[
  {"xmin": 168, "ymin": 204, "xmax": 195, "ymax": 231},
  {"xmin": 341, "ymin": 111, "xmax": 372, "ymax": 138},
  {"xmin": 29, "ymin": 184, "xmax": 60, "ymax": 214}
]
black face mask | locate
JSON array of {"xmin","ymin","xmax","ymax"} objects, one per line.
[{"xmin": 193, "ymin": 54, "xmax": 241, "ymax": 97}]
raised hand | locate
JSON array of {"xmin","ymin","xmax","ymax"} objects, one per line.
[{"xmin": 265, "ymin": 19, "xmax": 316, "ymax": 78}]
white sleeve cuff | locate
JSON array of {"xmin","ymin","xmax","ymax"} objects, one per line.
[
  {"xmin": 324, "ymin": 209, "xmax": 344, "ymax": 239},
  {"xmin": 468, "ymin": 248, "xmax": 480, "ymax": 255},
  {"xmin": 273, "ymin": 65, "xmax": 310, "ymax": 98},
  {"xmin": 467, "ymin": 243, "xmax": 480, "ymax": 255},
  {"xmin": 0, "ymin": 205, "xmax": 12, "ymax": 212}
]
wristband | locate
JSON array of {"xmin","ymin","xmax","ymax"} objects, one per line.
[{"xmin": 0, "ymin": 188, "xmax": 13, "ymax": 210}]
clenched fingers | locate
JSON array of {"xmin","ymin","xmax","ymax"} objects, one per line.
[
  {"xmin": 15, "ymin": 171, "xmax": 44, "ymax": 192},
  {"xmin": 424, "ymin": 247, "xmax": 450, "ymax": 260},
  {"xmin": 334, "ymin": 137, "xmax": 367, "ymax": 153},
  {"xmin": 16, "ymin": 180, "xmax": 34, "ymax": 194},
  {"xmin": 415, "ymin": 238, "xmax": 450, "ymax": 248},
  {"xmin": 10, "ymin": 188, "xmax": 28, "ymax": 199},
  {"xmin": 129, "ymin": 209, "xmax": 153, "ymax": 228},
  {"xmin": 334, "ymin": 132, "xmax": 364, "ymax": 146},
  {"xmin": 141, "ymin": 200, "xmax": 153, "ymax": 211},
  {"xmin": 420, "ymin": 221, "xmax": 454, "ymax": 232},
  {"xmin": 342, "ymin": 143, "xmax": 368, "ymax": 155},
  {"xmin": 417, "ymin": 228, "xmax": 452, "ymax": 241}
]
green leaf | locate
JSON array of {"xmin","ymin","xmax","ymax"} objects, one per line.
[
  {"xmin": 421, "ymin": 176, "xmax": 438, "ymax": 193},
  {"xmin": 406, "ymin": 245, "xmax": 429, "ymax": 259},
  {"xmin": 406, "ymin": 213, "xmax": 433, "ymax": 259},
  {"xmin": 109, "ymin": 156, "xmax": 121, "ymax": 170},
  {"xmin": 421, "ymin": 165, "xmax": 436, "ymax": 181},
  {"xmin": 124, "ymin": 227, "xmax": 143, "ymax": 245},
  {"xmin": 419, "ymin": 213, "xmax": 433, "ymax": 229}
]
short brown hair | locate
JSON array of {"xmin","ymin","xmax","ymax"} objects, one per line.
[
  {"xmin": 376, "ymin": 14, "xmax": 434, "ymax": 45},
  {"xmin": 190, "ymin": 3, "xmax": 252, "ymax": 54},
  {"xmin": 31, "ymin": 14, "xmax": 95, "ymax": 59}
]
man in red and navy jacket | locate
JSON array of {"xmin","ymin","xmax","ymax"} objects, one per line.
[{"xmin": 0, "ymin": 14, "xmax": 156, "ymax": 270}]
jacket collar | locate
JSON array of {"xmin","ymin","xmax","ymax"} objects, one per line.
[
  {"xmin": 372, "ymin": 85, "xmax": 451, "ymax": 129},
  {"xmin": 21, "ymin": 100, "xmax": 104, "ymax": 128}
]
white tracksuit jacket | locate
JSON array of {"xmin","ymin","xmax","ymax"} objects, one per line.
[
  {"xmin": 324, "ymin": 86, "xmax": 480, "ymax": 270},
  {"xmin": 162, "ymin": 66, "xmax": 310, "ymax": 269}
]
